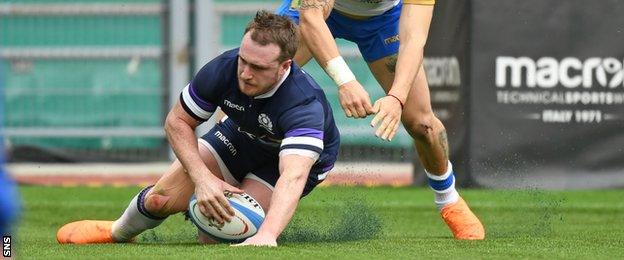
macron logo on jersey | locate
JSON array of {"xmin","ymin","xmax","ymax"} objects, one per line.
[
  {"xmin": 214, "ymin": 131, "xmax": 237, "ymax": 156},
  {"xmin": 224, "ymin": 99, "xmax": 245, "ymax": 111}
]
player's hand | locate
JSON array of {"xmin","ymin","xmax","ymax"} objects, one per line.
[
  {"xmin": 338, "ymin": 81, "xmax": 375, "ymax": 118},
  {"xmin": 370, "ymin": 96, "xmax": 403, "ymax": 141},
  {"xmin": 194, "ymin": 178, "xmax": 244, "ymax": 224},
  {"xmin": 231, "ymin": 232, "xmax": 278, "ymax": 247}
]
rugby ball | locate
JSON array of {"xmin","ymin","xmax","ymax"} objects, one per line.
[{"xmin": 188, "ymin": 192, "xmax": 265, "ymax": 243}]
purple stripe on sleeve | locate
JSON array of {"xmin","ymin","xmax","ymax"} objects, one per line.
[
  {"xmin": 285, "ymin": 128, "xmax": 324, "ymax": 139},
  {"xmin": 189, "ymin": 83, "xmax": 217, "ymax": 112},
  {"xmin": 322, "ymin": 164, "xmax": 334, "ymax": 173}
]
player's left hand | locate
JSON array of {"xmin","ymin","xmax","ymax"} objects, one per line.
[
  {"xmin": 231, "ymin": 232, "xmax": 277, "ymax": 247},
  {"xmin": 370, "ymin": 95, "xmax": 403, "ymax": 141}
]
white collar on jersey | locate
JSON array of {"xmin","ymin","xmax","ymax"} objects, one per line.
[{"xmin": 254, "ymin": 66, "xmax": 291, "ymax": 99}]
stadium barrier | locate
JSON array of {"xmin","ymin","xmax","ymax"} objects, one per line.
[{"xmin": 1, "ymin": 1, "xmax": 167, "ymax": 161}]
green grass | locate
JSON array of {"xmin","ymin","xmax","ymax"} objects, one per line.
[{"xmin": 13, "ymin": 186, "xmax": 624, "ymax": 259}]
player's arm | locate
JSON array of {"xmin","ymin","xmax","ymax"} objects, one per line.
[
  {"xmin": 173, "ymin": 59, "xmax": 245, "ymax": 223},
  {"xmin": 237, "ymin": 154, "xmax": 315, "ymax": 247},
  {"xmin": 297, "ymin": 0, "xmax": 374, "ymax": 118},
  {"xmin": 164, "ymin": 100, "xmax": 205, "ymax": 179},
  {"xmin": 370, "ymin": 3, "xmax": 433, "ymax": 141},
  {"xmin": 297, "ymin": 0, "xmax": 336, "ymax": 66},
  {"xmin": 259, "ymin": 154, "xmax": 315, "ymax": 241},
  {"xmin": 390, "ymin": 3, "xmax": 433, "ymax": 103},
  {"xmin": 236, "ymin": 100, "xmax": 326, "ymax": 246},
  {"xmin": 165, "ymin": 99, "xmax": 242, "ymax": 224}
]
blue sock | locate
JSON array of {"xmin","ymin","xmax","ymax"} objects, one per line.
[{"xmin": 426, "ymin": 161, "xmax": 459, "ymax": 211}]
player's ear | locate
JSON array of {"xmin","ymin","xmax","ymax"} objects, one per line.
[{"xmin": 280, "ymin": 59, "xmax": 292, "ymax": 71}]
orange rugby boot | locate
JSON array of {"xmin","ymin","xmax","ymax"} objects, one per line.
[
  {"xmin": 440, "ymin": 197, "xmax": 485, "ymax": 240},
  {"xmin": 57, "ymin": 220, "xmax": 116, "ymax": 244}
]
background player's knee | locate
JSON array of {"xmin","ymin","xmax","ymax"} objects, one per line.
[{"xmin": 402, "ymin": 112, "xmax": 445, "ymax": 142}]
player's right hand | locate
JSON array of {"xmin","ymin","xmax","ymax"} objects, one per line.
[
  {"xmin": 338, "ymin": 80, "xmax": 375, "ymax": 118},
  {"xmin": 194, "ymin": 178, "xmax": 243, "ymax": 224}
]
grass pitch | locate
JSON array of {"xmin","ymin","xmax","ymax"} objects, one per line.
[{"xmin": 14, "ymin": 186, "xmax": 624, "ymax": 259}]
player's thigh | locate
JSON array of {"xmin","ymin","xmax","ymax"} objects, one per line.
[
  {"xmin": 368, "ymin": 58, "xmax": 435, "ymax": 118},
  {"xmin": 199, "ymin": 118, "xmax": 273, "ymax": 186},
  {"xmin": 147, "ymin": 140, "xmax": 225, "ymax": 213},
  {"xmin": 240, "ymin": 177, "xmax": 273, "ymax": 214}
]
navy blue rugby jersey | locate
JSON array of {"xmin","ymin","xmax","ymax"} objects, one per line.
[{"xmin": 180, "ymin": 48, "xmax": 340, "ymax": 163}]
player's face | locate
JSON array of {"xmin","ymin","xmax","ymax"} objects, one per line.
[{"xmin": 237, "ymin": 32, "xmax": 291, "ymax": 97}]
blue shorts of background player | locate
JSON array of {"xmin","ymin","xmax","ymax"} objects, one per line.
[
  {"xmin": 277, "ymin": 0, "xmax": 402, "ymax": 62},
  {"xmin": 0, "ymin": 173, "xmax": 20, "ymax": 236},
  {"xmin": 200, "ymin": 117, "xmax": 335, "ymax": 197}
]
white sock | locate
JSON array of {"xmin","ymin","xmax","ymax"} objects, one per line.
[
  {"xmin": 111, "ymin": 186, "xmax": 166, "ymax": 242},
  {"xmin": 426, "ymin": 161, "xmax": 460, "ymax": 211}
]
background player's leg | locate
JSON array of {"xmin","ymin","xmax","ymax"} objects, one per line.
[
  {"xmin": 367, "ymin": 56, "xmax": 449, "ymax": 175},
  {"xmin": 368, "ymin": 56, "xmax": 484, "ymax": 240}
]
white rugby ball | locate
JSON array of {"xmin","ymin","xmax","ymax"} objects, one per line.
[{"xmin": 188, "ymin": 192, "xmax": 265, "ymax": 243}]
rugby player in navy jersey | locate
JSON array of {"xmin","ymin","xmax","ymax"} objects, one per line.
[
  {"xmin": 277, "ymin": 0, "xmax": 484, "ymax": 239},
  {"xmin": 57, "ymin": 11, "xmax": 340, "ymax": 247}
]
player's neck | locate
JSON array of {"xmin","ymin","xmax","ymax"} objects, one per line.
[{"xmin": 254, "ymin": 66, "xmax": 291, "ymax": 99}]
